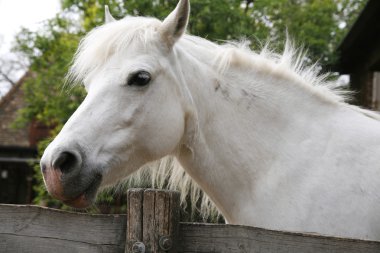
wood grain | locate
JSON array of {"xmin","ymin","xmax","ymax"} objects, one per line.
[
  {"xmin": 126, "ymin": 188, "xmax": 144, "ymax": 253},
  {"xmin": 142, "ymin": 189, "xmax": 180, "ymax": 253},
  {"xmin": 2, "ymin": 191, "xmax": 380, "ymax": 253},
  {"xmin": 0, "ymin": 204, "xmax": 126, "ymax": 253},
  {"xmin": 179, "ymin": 223, "xmax": 380, "ymax": 253}
]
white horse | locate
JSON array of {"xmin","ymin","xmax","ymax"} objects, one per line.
[{"xmin": 40, "ymin": 0, "xmax": 380, "ymax": 241}]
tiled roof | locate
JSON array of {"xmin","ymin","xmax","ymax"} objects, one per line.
[{"xmin": 0, "ymin": 74, "xmax": 30, "ymax": 148}]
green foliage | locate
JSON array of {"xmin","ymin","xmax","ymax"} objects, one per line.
[
  {"xmin": 248, "ymin": 0, "xmax": 368, "ymax": 66},
  {"xmin": 13, "ymin": 17, "xmax": 85, "ymax": 129},
  {"xmin": 58, "ymin": 0, "xmax": 368, "ymax": 66},
  {"xmin": 13, "ymin": 0, "xmax": 368, "ymax": 216},
  {"xmin": 60, "ymin": 0, "xmax": 265, "ymax": 40}
]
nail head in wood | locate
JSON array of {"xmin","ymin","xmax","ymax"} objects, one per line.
[
  {"xmin": 159, "ymin": 236, "xmax": 172, "ymax": 251},
  {"xmin": 132, "ymin": 242, "xmax": 145, "ymax": 253}
]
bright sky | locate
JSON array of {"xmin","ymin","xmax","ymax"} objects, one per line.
[
  {"xmin": 0, "ymin": 0, "xmax": 61, "ymax": 54},
  {"xmin": 0, "ymin": 0, "xmax": 61, "ymax": 96}
]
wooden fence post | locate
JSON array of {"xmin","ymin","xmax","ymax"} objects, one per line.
[{"xmin": 126, "ymin": 189, "xmax": 180, "ymax": 253}]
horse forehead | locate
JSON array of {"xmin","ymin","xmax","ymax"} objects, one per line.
[
  {"xmin": 88, "ymin": 48, "xmax": 161, "ymax": 83},
  {"xmin": 111, "ymin": 17, "xmax": 161, "ymax": 46},
  {"xmin": 104, "ymin": 35, "xmax": 165, "ymax": 68}
]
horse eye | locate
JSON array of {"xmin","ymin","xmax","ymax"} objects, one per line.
[{"xmin": 127, "ymin": 71, "xmax": 151, "ymax": 87}]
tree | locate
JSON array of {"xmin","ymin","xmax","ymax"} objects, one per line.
[
  {"xmin": 60, "ymin": 0, "xmax": 367, "ymax": 66},
  {"xmin": 13, "ymin": 17, "xmax": 84, "ymax": 129},
  {"xmin": 246, "ymin": 0, "xmax": 368, "ymax": 67},
  {"xmin": 61, "ymin": 0, "xmax": 265, "ymax": 40},
  {"xmin": 0, "ymin": 57, "xmax": 25, "ymax": 87},
  {"xmin": 0, "ymin": 44, "xmax": 28, "ymax": 97}
]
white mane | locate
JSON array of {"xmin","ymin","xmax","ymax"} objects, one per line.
[{"xmin": 68, "ymin": 16, "xmax": 380, "ymax": 219}]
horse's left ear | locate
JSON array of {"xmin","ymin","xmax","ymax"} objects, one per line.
[
  {"xmin": 160, "ymin": 0, "xmax": 190, "ymax": 47},
  {"xmin": 105, "ymin": 5, "xmax": 116, "ymax": 23}
]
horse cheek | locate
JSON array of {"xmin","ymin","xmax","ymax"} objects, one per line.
[{"xmin": 139, "ymin": 105, "xmax": 184, "ymax": 159}]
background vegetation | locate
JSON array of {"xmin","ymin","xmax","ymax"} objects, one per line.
[{"xmin": 11, "ymin": 0, "xmax": 368, "ymax": 219}]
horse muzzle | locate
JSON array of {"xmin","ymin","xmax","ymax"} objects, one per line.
[{"xmin": 40, "ymin": 149, "xmax": 102, "ymax": 208}]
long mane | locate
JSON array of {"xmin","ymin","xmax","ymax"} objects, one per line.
[{"xmin": 68, "ymin": 16, "xmax": 380, "ymax": 219}]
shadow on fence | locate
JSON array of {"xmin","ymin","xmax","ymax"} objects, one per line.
[{"xmin": 1, "ymin": 188, "xmax": 380, "ymax": 253}]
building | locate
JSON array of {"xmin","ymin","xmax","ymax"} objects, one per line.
[
  {"xmin": 336, "ymin": 0, "xmax": 380, "ymax": 109},
  {"xmin": 0, "ymin": 73, "xmax": 49, "ymax": 204}
]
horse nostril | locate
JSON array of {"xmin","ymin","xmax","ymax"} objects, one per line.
[{"xmin": 52, "ymin": 151, "xmax": 81, "ymax": 174}]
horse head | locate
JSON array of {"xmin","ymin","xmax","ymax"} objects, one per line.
[{"xmin": 40, "ymin": 0, "xmax": 193, "ymax": 208}]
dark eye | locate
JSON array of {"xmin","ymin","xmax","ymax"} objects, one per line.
[{"xmin": 127, "ymin": 71, "xmax": 151, "ymax": 87}]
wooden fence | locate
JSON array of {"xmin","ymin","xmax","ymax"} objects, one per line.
[{"xmin": 1, "ymin": 188, "xmax": 380, "ymax": 253}]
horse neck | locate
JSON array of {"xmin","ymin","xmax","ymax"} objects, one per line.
[{"xmin": 175, "ymin": 45, "xmax": 341, "ymax": 223}]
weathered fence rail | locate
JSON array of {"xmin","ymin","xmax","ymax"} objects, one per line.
[{"xmin": 1, "ymin": 188, "xmax": 380, "ymax": 253}]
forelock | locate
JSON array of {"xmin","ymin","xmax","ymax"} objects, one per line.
[{"xmin": 67, "ymin": 16, "xmax": 162, "ymax": 85}]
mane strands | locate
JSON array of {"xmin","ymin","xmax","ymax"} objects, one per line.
[{"xmin": 212, "ymin": 39, "xmax": 350, "ymax": 104}]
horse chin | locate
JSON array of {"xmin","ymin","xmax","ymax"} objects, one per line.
[{"xmin": 63, "ymin": 173, "xmax": 102, "ymax": 209}]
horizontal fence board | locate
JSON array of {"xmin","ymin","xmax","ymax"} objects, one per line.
[
  {"xmin": 2, "ymin": 202, "xmax": 380, "ymax": 252},
  {"xmin": 0, "ymin": 204, "xmax": 126, "ymax": 252},
  {"xmin": 179, "ymin": 223, "xmax": 380, "ymax": 253},
  {"xmin": 0, "ymin": 234, "xmax": 118, "ymax": 253}
]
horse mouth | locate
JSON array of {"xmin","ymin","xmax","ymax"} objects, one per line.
[{"xmin": 63, "ymin": 173, "xmax": 102, "ymax": 209}]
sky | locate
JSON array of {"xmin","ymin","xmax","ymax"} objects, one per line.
[{"xmin": 0, "ymin": 0, "xmax": 61, "ymax": 96}]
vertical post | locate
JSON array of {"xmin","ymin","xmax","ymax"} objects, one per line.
[
  {"xmin": 126, "ymin": 189, "xmax": 180, "ymax": 253},
  {"xmin": 126, "ymin": 188, "xmax": 144, "ymax": 253}
]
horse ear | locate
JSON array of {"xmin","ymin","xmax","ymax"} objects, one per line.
[
  {"xmin": 105, "ymin": 5, "xmax": 116, "ymax": 24},
  {"xmin": 160, "ymin": 0, "xmax": 190, "ymax": 47}
]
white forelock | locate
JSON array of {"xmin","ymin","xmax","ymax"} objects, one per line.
[{"xmin": 67, "ymin": 16, "xmax": 162, "ymax": 85}]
